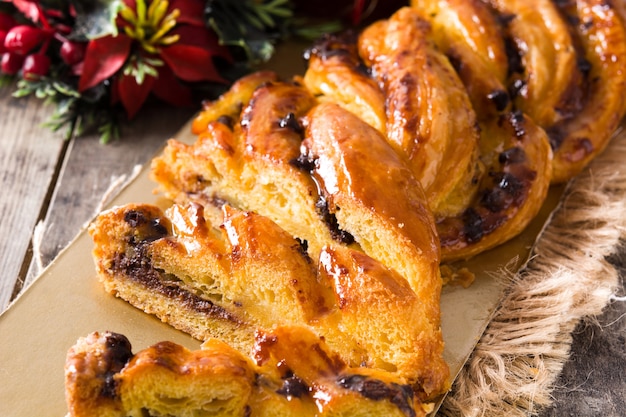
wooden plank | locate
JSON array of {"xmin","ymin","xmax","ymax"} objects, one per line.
[
  {"xmin": 0, "ymin": 85, "xmax": 66, "ymax": 311},
  {"xmin": 23, "ymin": 103, "xmax": 195, "ymax": 288}
]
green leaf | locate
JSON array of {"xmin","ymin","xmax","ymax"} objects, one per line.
[
  {"xmin": 12, "ymin": 88, "xmax": 32, "ymax": 98},
  {"xmin": 35, "ymin": 88, "xmax": 47, "ymax": 99},
  {"xmin": 52, "ymin": 82, "xmax": 82, "ymax": 98},
  {"xmin": 98, "ymin": 120, "xmax": 120, "ymax": 144}
]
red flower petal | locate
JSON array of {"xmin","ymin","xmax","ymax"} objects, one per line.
[
  {"xmin": 78, "ymin": 35, "xmax": 132, "ymax": 92},
  {"xmin": 170, "ymin": 26, "xmax": 232, "ymax": 61},
  {"xmin": 11, "ymin": 0, "xmax": 42, "ymax": 24},
  {"xmin": 152, "ymin": 65, "xmax": 193, "ymax": 107},
  {"xmin": 170, "ymin": 0, "xmax": 205, "ymax": 26},
  {"xmin": 160, "ymin": 44, "xmax": 226, "ymax": 83},
  {"xmin": 118, "ymin": 72, "xmax": 156, "ymax": 119}
]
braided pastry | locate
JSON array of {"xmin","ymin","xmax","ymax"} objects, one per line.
[
  {"xmin": 82, "ymin": 201, "xmax": 448, "ymax": 416},
  {"xmin": 66, "ymin": 329, "xmax": 437, "ymax": 417},
  {"xmin": 155, "ymin": 81, "xmax": 441, "ymax": 290},
  {"xmin": 68, "ymin": 2, "xmax": 626, "ymax": 416},
  {"xmin": 290, "ymin": 7, "xmax": 551, "ymax": 261},
  {"xmin": 412, "ymin": 0, "xmax": 626, "ymax": 183}
]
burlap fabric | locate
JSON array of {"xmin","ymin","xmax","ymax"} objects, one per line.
[{"xmin": 440, "ymin": 126, "xmax": 626, "ymax": 416}]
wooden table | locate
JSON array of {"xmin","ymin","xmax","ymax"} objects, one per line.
[{"xmin": 1, "ymin": 84, "xmax": 624, "ymax": 416}]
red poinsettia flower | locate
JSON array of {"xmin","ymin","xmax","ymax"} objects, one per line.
[{"xmin": 78, "ymin": 0, "xmax": 232, "ymax": 119}]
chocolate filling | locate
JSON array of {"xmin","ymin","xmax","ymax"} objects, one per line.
[
  {"xmin": 112, "ymin": 219, "xmax": 242, "ymax": 324},
  {"xmin": 100, "ymin": 332, "xmax": 133, "ymax": 399},
  {"xmin": 487, "ymin": 89, "xmax": 510, "ymax": 112},
  {"xmin": 276, "ymin": 372, "xmax": 309, "ymax": 398},
  {"xmin": 337, "ymin": 374, "xmax": 416, "ymax": 417},
  {"xmin": 291, "ymin": 152, "xmax": 356, "ymax": 245},
  {"xmin": 315, "ymin": 197, "xmax": 356, "ymax": 245},
  {"xmin": 217, "ymin": 115, "xmax": 235, "ymax": 130}
]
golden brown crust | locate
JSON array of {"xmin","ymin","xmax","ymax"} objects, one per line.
[
  {"xmin": 411, "ymin": 0, "xmax": 626, "ymax": 183},
  {"xmin": 119, "ymin": 339, "xmax": 255, "ymax": 416},
  {"xmin": 437, "ymin": 111, "xmax": 552, "ymax": 261},
  {"xmin": 351, "ymin": 7, "xmax": 553, "ymax": 261},
  {"xmin": 65, "ymin": 332, "xmax": 133, "ymax": 417},
  {"xmin": 76, "ymin": 4, "xmax": 626, "ymax": 416},
  {"xmin": 152, "ymin": 79, "xmax": 336, "ymax": 257},
  {"xmin": 411, "ymin": 0, "xmax": 510, "ymax": 119},
  {"xmin": 66, "ymin": 329, "xmax": 435, "ymax": 417},
  {"xmin": 89, "ymin": 202, "xmax": 449, "ymax": 393},
  {"xmin": 241, "ymin": 80, "xmax": 317, "ymax": 163},
  {"xmin": 301, "ymin": 102, "xmax": 442, "ymax": 322},
  {"xmin": 191, "ymin": 71, "xmax": 279, "ymax": 135},
  {"xmin": 303, "ymin": 32, "xmax": 387, "ymax": 134},
  {"xmin": 316, "ymin": 246, "xmax": 448, "ymax": 396},
  {"xmin": 547, "ymin": 0, "xmax": 626, "ymax": 182},
  {"xmin": 358, "ymin": 8, "xmax": 482, "ymax": 218},
  {"xmin": 488, "ymin": 0, "xmax": 582, "ymax": 127}
]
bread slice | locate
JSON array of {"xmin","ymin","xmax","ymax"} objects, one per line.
[
  {"xmin": 151, "ymin": 76, "xmax": 336, "ymax": 257},
  {"xmin": 152, "ymin": 84, "xmax": 442, "ymax": 309},
  {"xmin": 89, "ymin": 202, "xmax": 449, "ymax": 396},
  {"xmin": 65, "ymin": 328, "xmax": 438, "ymax": 417}
]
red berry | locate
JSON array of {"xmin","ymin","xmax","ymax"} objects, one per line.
[
  {"xmin": 60, "ymin": 40, "xmax": 86, "ymax": 65},
  {"xmin": 0, "ymin": 30, "xmax": 8, "ymax": 54},
  {"xmin": 22, "ymin": 53, "xmax": 51, "ymax": 79},
  {"xmin": 4, "ymin": 25, "xmax": 47, "ymax": 55},
  {"xmin": 1, "ymin": 52, "xmax": 25, "ymax": 75},
  {"xmin": 0, "ymin": 13, "xmax": 16, "ymax": 31}
]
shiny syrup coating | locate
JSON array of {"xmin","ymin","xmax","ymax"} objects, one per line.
[
  {"xmin": 241, "ymin": 81, "xmax": 316, "ymax": 164},
  {"xmin": 303, "ymin": 102, "xmax": 440, "ymax": 260}
]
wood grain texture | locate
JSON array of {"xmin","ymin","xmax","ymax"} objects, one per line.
[
  {"xmin": 23, "ymin": 104, "xmax": 195, "ymax": 287},
  {"xmin": 0, "ymin": 85, "xmax": 66, "ymax": 310}
]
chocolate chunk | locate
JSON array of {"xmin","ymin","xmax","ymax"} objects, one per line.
[
  {"xmin": 508, "ymin": 110, "xmax": 526, "ymax": 138},
  {"xmin": 290, "ymin": 153, "xmax": 316, "ymax": 173},
  {"xmin": 481, "ymin": 187, "xmax": 508, "ymax": 212},
  {"xmin": 337, "ymin": 375, "xmax": 416, "ymax": 417},
  {"xmin": 494, "ymin": 172, "xmax": 523, "ymax": 197},
  {"xmin": 504, "ymin": 36, "xmax": 524, "ymax": 76},
  {"xmin": 508, "ymin": 78, "xmax": 527, "ymax": 99},
  {"xmin": 547, "ymin": 125, "xmax": 566, "ymax": 150},
  {"xmin": 463, "ymin": 208, "xmax": 484, "ymax": 243},
  {"xmin": 100, "ymin": 333, "xmax": 133, "ymax": 399},
  {"xmin": 276, "ymin": 375, "xmax": 309, "ymax": 398},
  {"xmin": 497, "ymin": 13, "xmax": 517, "ymax": 26},
  {"xmin": 487, "ymin": 89, "xmax": 510, "ymax": 112},
  {"xmin": 279, "ymin": 112, "xmax": 304, "ymax": 134},
  {"xmin": 481, "ymin": 172, "xmax": 524, "ymax": 212},
  {"xmin": 124, "ymin": 209, "xmax": 169, "ymax": 243},
  {"xmin": 124, "ymin": 210, "xmax": 148, "ymax": 228},
  {"xmin": 217, "ymin": 115, "xmax": 235, "ymax": 130},
  {"xmin": 577, "ymin": 58, "xmax": 592, "ymax": 77},
  {"xmin": 303, "ymin": 31, "xmax": 359, "ymax": 62}
]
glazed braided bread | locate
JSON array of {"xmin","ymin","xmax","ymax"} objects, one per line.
[
  {"xmin": 69, "ymin": 2, "xmax": 626, "ymax": 416},
  {"xmin": 88, "ymin": 202, "xmax": 447, "ymax": 390},
  {"xmin": 66, "ymin": 329, "xmax": 436, "ymax": 417},
  {"xmin": 410, "ymin": 0, "xmax": 626, "ymax": 184}
]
